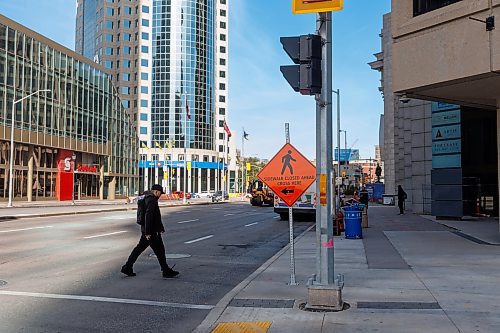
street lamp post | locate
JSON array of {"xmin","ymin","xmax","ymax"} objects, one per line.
[
  {"xmin": 7, "ymin": 89, "xmax": 50, "ymax": 207},
  {"xmin": 72, "ymin": 153, "xmax": 77, "ymax": 205},
  {"xmin": 333, "ymin": 89, "xmax": 341, "ymax": 208}
]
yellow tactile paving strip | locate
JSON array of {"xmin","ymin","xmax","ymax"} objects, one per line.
[{"xmin": 211, "ymin": 321, "xmax": 272, "ymax": 333}]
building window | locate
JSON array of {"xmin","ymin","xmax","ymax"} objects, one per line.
[
  {"xmin": 219, "ymin": 107, "xmax": 226, "ymax": 115},
  {"xmin": 105, "ymin": 34, "xmax": 113, "ymax": 42},
  {"xmin": 220, "ymin": 9, "xmax": 226, "ymax": 17},
  {"xmin": 141, "ymin": 99, "xmax": 148, "ymax": 107},
  {"xmin": 141, "ymin": 59, "xmax": 149, "ymax": 67},
  {"xmin": 220, "ymin": 34, "xmax": 226, "ymax": 41},
  {"xmin": 219, "ymin": 145, "xmax": 224, "ymax": 153},
  {"xmin": 140, "ymin": 113, "xmax": 148, "ymax": 121},
  {"xmin": 142, "ymin": 5, "xmax": 150, "ymax": 13},
  {"xmin": 413, "ymin": 0, "xmax": 462, "ymax": 16},
  {"xmin": 219, "ymin": 133, "xmax": 225, "ymax": 140},
  {"xmin": 220, "ymin": 21, "xmax": 226, "ymax": 29},
  {"xmin": 142, "ymin": 32, "xmax": 149, "ymax": 40},
  {"xmin": 124, "ymin": 46, "xmax": 131, "ymax": 54},
  {"xmin": 124, "ymin": 6, "xmax": 132, "ymax": 15},
  {"xmin": 123, "ymin": 59, "xmax": 131, "ymax": 68},
  {"xmin": 142, "ymin": 19, "xmax": 149, "ymax": 27},
  {"xmin": 123, "ymin": 33, "xmax": 132, "ymax": 41},
  {"xmin": 124, "ymin": 20, "xmax": 131, "ymax": 28},
  {"xmin": 141, "ymin": 72, "xmax": 148, "ymax": 80},
  {"xmin": 121, "ymin": 87, "xmax": 130, "ymax": 94},
  {"xmin": 106, "ymin": 7, "xmax": 114, "ymax": 16},
  {"xmin": 220, "ymin": 58, "xmax": 226, "ymax": 65},
  {"xmin": 219, "ymin": 120, "xmax": 224, "ymax": 127},
  {"xmin": 220, "ymin": 46, "xmax": 226, "ymax": 53},
  {"xmin": 219, "ymin": 95, "xmax": 226, "ymax": 102},
  {"xmin": 219, "ymin": 71, "xmax": 226, "ymax": 78},
  {"xmin": 141, "ymin": 46, "xmax": 149, "ymax": 53},
  {"xmin": 122, "ymin": 73, "xmax": 130, "ymax": 81},
  {"xmin": 140, "ymin": 127, "xmax": 148, "ymax": 135},
  {"xmin": 220, "ymin": 0, "xmax": 226, "ymax": 4},
  {"xmin": 219, "ymin": 83, "xmax": 226, "ymax": 90},
  {"xmin": 141, "ymin": 86, "xmax": 148, "ymax": 94},
  {"xmin": 105, "ymin": 60, "xmax": 113, "ymax": 68},
  {"xmin": 105, "ymin": 47, "xmax": 113, "ymax": 55},
  {"xmin": 106, "ymin": 20, "xmax": 113, "ymax": 29},
  {"xmin": 122, "ymin": 100, "xmax": 130, "ymax": 108}
]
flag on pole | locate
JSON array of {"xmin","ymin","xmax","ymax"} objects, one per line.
[
  {"xmin": 155, "ymin": 141, "xmax": 162, "ymax": 149},
  {"xmin": 243, "ymin": 130, "xmax": 249, "ymax": 140},
  {"xmin": 141, "ymin": 142, "xmax": 149, "ymax": 150},
  {"xmin": 185, "ymin": 97, "xmax": 191, "ymax": 120},
  {"xmin": 223, "ymin": 120, "xmax": 232, "ymax": 138}
]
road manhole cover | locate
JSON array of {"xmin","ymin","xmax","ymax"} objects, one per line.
[
  {"xmin": 0, "ymin": 280, "xmax": 7, "ymax": 287},
  {"xmin": 149, "ymin": 253, "xmax": 191, "ymax": 259}
]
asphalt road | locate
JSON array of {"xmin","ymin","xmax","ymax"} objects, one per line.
[{"xmin": 0, "ymin": 202, "xmax": 313, "ymax": 333}]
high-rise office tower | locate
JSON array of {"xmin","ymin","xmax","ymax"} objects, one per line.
[{"xmin": 76, "ymin": 0, "xmax": 234, "ymax": 194}]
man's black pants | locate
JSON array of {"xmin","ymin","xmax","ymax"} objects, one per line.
[
  {"xmin": 398, "ymin": 200, "xmax": 404, "ymax": 214},
  {"xmin": 126, "ymin": 233, "xmax": 169, "ymax": 271}
]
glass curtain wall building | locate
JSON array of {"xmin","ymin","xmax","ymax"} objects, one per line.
[
  {"xmin": 139, "ymin": 0, "xmax": 232, "ymax": 194},
  {"xmin": 0, "ymin": 14, "xmax": 138, "ymax": 202}
]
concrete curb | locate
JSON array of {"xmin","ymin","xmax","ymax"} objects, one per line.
[
  {"xmin": 191, "ymin": 224, "xmax": 315, "ymax": 333},
  {"xmin": 0, "ymin": 201, "xmax": 233, "ymax": 221}
]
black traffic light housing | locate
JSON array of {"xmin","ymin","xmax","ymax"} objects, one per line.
[{"xmin": 280, "ymin": 34, "xmax": 322, "ymax": 95}]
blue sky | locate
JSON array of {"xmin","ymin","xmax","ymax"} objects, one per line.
[{"xmin": 0, "ymin": 0, "xmax": 390, "ymax": 161}]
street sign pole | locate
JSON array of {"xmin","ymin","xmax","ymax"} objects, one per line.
[
  {"xmin": 315, "ymin": 11, "xmax": 334, "ymax": 286},
  {"xmin": 285, "ymin": 123, "xmax": 297, "ymax": 285}
]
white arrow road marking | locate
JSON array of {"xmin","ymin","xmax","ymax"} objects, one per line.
[
  {"xmin": 244, "ymin": 222, "xmax": 259, "ymax": 227},
  {"xmin": 83, "ymin": 231, "xmax": 128, "ymax": 239},
  {"xmin": 0, "ymin": 291, "xmax": 214, "ymax": 310},
  {"xmin": 0, "ymin": 226, "xmax": 54, "ymax": 233},
  {"xmin": 177, "ymin": 219, "xmax": 200, "ymax": 224},
  {"xmin": 184, "ymin": 235, "xmax": 213, "ymax": 244}
]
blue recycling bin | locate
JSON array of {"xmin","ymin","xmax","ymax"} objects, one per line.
[{"xmin": 342, "ymin": 204, "xmax": 365, "ymax": 239}]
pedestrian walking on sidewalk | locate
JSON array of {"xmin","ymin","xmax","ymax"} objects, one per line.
[
  {"xmin": 121, "ymin": 184, "xmax": 179, "ymax": 278},
  {"xmin": 397, "ymin": 185, "xmax": 407, "ymax": 215}
]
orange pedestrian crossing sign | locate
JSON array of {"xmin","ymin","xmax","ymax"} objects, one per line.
[
  {"xmin": 292, "ymin": 0, "xmax": 343, "ymax": 14},
  {"xmin": 258, "ymin": 143, "xmax": 316, "ymax": 207}
]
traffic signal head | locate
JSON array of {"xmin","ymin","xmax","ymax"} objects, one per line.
[{"xmin": 280, "ymin": 34, "xmax": 322, "ymax": 95}]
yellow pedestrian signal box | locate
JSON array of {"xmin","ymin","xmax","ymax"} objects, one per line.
[{"xmin": 292, "ymin": 0, "xmax": 343, "ymax": 14}]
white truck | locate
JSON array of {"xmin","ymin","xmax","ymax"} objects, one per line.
[{"xmin": 274, "ymin": 183, "xmax": 316, "ymax": 220}]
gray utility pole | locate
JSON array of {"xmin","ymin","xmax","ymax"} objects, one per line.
[{"xmin": 307, "ymin": 11, "xmax": 343, "ymax": 311}]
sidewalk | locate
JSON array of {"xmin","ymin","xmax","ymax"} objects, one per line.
[
  {"xmin": 194, "ymin": 205, "xmax": 500, "ymax": 333},
  {"xmin": 0, "ymin": 197, "xmax": 238, "ymax": 220}
]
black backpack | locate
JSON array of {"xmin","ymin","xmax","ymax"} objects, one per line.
[{"xmin": 136, "ymin": 195, "xmax": 146, "ymax": 225}]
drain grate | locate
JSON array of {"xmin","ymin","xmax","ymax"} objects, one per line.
[
  {"xmin": 229, "ymin": 299, "xmax": 294, "ymax": 308},
  {"xmin": 357, "ymin": 301, "xmax": 441, "ymax": 310},
  {"xmin": 0, "ymin": 280, "xmax": 7, "ymax": 287}
]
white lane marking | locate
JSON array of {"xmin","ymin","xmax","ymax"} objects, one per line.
[
  {"xmin": 83, "ymin": 231, "xmax": 128, "ymax": 239},
  {"xmin": 0, "ymin": 291, "xmax": 213, "ymax": 310},
  {"xmin": 101, "ymin": 216, "xmax": 132, "ymax": 220},
  {"xmin": 223, "ymin": 213, "xmax": 234, "ymax": 216},
  {"xmin": 245, "ymin": 222, "xmax": 259, "ymax": 227},
  {"xmin": 0, "ymin": 226, "xmax": 54, "ymax": 233},
  {"xmin": 177, "ymin": 219, "xmax": 200, "ymax": 224},
  {"xmin": 184, "ymin": 235, "xmax": 213, "ymax": 244}
]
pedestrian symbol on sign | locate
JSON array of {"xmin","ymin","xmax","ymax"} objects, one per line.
[{"xmin": 281, "ymin": 150, "xmax": 297, "ymax": 175}]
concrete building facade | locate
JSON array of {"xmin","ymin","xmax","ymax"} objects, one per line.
[{"xmin": 389, "ymin": 0, "xmax": 500, "ymax": 226}]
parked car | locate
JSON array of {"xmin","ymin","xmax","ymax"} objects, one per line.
[
  {"xmin": 212, "ymin": 191, "xmax": 229, "ymax": 202},
  {"xmin": 172, "ymin": 191, "xmax": 191, "ymax": 199},
  {"xmin": 197, "ymin": 192, "xmax": 212, "ymax": 198}
]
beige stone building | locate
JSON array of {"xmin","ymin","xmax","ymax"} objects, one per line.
[{"xmin": 391, "ymin": 0, "xmax": 500, "ymax": 227}]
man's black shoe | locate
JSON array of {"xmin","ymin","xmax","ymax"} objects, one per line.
[
  {"xmin": 162, "ymin": 268, "xmax": 179, "ymax": 278},
  {"xmin": 121, "ymin": 265, "xmax": 136, "ymax": 277}
]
